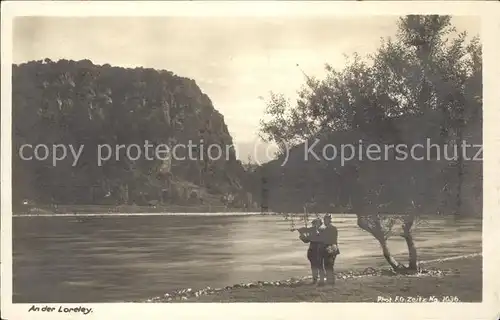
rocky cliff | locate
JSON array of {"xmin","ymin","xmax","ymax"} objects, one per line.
[{"xmin": 12, "ymin": 59, "xmax": 256, "ymax": 210}]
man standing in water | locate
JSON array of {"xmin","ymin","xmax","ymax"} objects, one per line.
[{"xmin": 320, "ymin": 214, "xmax": 340, "ymax": 285}]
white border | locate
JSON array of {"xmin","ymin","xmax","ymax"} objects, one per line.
[{"xmin": 1, "ymin": 1, "xmax": 500, "ymax": 320}]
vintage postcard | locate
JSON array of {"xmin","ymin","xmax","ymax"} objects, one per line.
[{"xmin": 1, "ymin": 1, "xmax": 499, "ymax": 320}]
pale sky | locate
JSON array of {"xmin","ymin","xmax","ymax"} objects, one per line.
[{"xmin": 13, "ymin": 16, "xmax": 480, "ymax": 162}]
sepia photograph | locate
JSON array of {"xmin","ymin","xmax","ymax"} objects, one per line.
[{"xmin": 1, "ymin": 1, "xmax": 499, "ymax": 320}]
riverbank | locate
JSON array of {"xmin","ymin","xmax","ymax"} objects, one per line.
[
  {"xmin": 144, "ymin": 254, "xmax": 482, "ymax": 303},
  {"xmin": 14, "ymin": 204, "xmax": 261, "ymax": 215}
]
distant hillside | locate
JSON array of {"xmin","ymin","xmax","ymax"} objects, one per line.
[
  {"xmin": 12, "ymin": 59, "xmax": 257, "ymax": 210},
  {"xmin": 247, "ymin": 111, "xmax": 482, "ymax": 216}
]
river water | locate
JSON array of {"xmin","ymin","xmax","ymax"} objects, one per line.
[{"xmin": 12, "ymin": 214, "xmax": 481, "ymax": 303}]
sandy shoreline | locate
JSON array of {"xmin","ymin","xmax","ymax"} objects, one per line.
[{"xmin": 142, "ymin": 253, "xmax": 482, "ymax": 303}]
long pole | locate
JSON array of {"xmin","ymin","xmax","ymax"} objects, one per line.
[{"xmin": 304, "ymin": 205, "xmax": 309, "ymax": 228}]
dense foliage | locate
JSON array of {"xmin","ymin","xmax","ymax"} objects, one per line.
[
  {"xmin": 257, "ymin": 15, "xmax": 482, "ymax": 216},
  {"xmin": 13, "ymin": 59, "xmax": 256, "ymax": 209},
  {"xmin": 255, "ymin": 15, "xmax": 482, "ymax": 271}
]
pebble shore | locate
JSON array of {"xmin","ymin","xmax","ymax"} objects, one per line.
[{"xmin": 140, "ymin": 266, "xmax": 448, "ymax": 303}]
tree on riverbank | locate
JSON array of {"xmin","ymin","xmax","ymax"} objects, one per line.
[{"xmin": 258, "ymin": 15, "xmax": 482, "ymax": 272}]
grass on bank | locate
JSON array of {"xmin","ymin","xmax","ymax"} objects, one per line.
[{"xmin": 177, "ymin": 256, "xmax": 482, "ymax": 303}]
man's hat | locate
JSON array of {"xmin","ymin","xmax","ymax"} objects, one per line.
[{"xmin": 324, "ymin": 214, "xmax": 332, "ymax": 220}]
